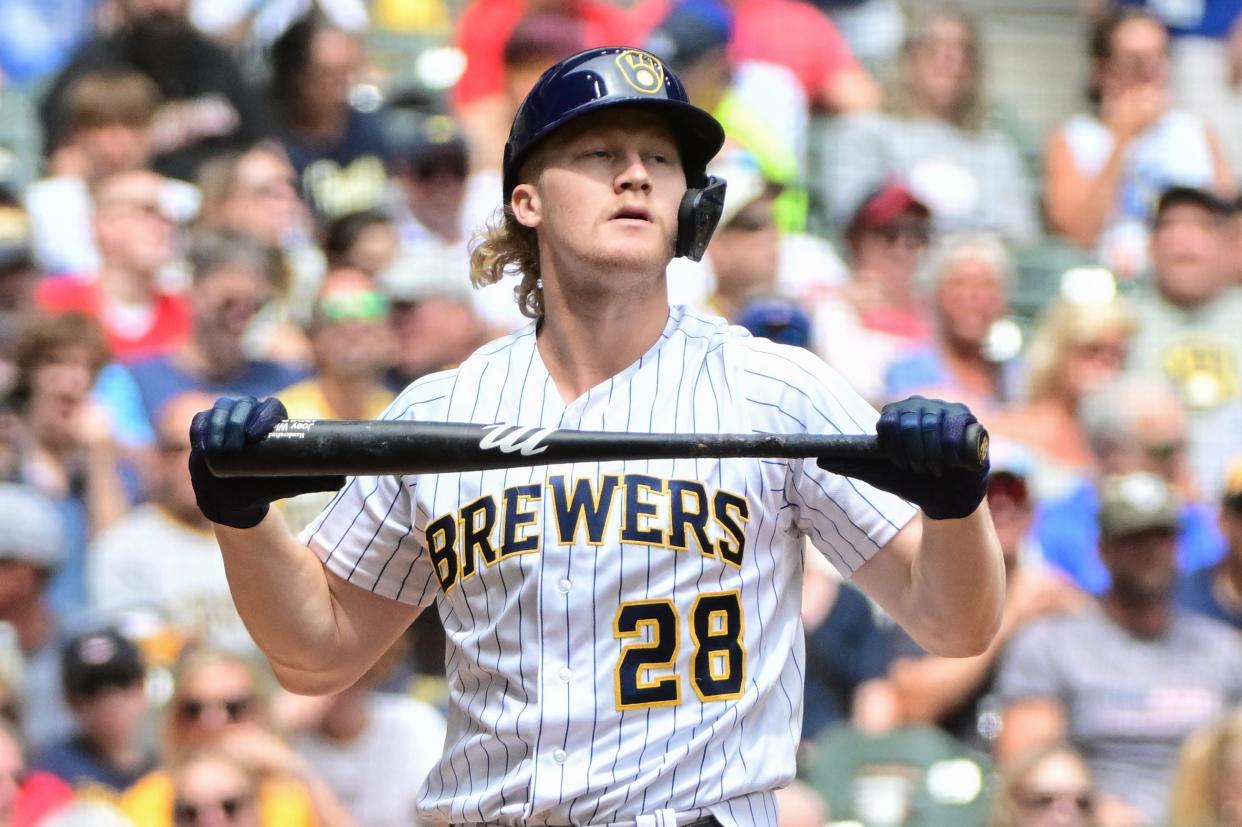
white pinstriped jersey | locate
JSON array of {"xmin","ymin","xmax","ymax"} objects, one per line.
[{"xmin": 300, "ymin": 307, "xmax": 916, "ymax": 826}]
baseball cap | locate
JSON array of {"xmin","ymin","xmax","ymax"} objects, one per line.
[
  {"xmin": 61, "ymin": 628, "xmax": 145, "ymax": 699},
  {"xmin": 503, "ymin": 13, "xmax": 587, "ymax": 68},
  {"xmin": 404, "ymin": 114, "xmax": 468, "ymax": 175},
  {"xmin": 0, "ymin": 483, "xmax": 65, "ymax": 570},
  {"xmin": 645, "ymin": 0, "xmax": 733, "ymax": 71},
  {"xmin": 846, "ymin": 183, "xmax": 931, "ymax": 238},
  {"xmin": 1154, "ymin": 186, "xmax": 1231, "ymax": 222},
  {"xmin": 1097, "ymin": 472, "xmax": 1181, "ymax": 538},
  {"xmin": 708, "ymin": 150, "xmax": 778, "ymax": 230},
  {"xmin": 737, "ymin": 296, "xmax": 812, "ymax": 348}
]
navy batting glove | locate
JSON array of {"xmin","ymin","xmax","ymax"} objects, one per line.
[
  {"xmin": 817, "ymin": 395, "xmax": 989, "ymax": 520},
  {"xmin": 188, "ymin": 396, "xmax": 345, "ymax": 529}
]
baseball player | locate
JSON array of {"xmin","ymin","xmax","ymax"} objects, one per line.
[{"xmin": 188, "ymin": 47, "xmax": 1003, "ymax": 827}]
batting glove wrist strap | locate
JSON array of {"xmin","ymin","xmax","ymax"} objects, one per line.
[
  {"xmin": 817, "ymin": 395, "xmax": 989, "ymax": 521},
  {"xmin": 189, "ymin": 396, "xmax": 345, "ymax": 530}
]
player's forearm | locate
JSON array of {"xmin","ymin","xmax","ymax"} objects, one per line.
[
  {"xmin": 214, "ymin": 510, "xmax": 359, "ymax": 690},
  {"xmin": 908, "ymin": 507, "xmax": 1005, "ymax": 657}
]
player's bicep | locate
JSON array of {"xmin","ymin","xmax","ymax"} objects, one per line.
[{"xmin": 850, "ymin": 517, "xmax": 920, "ymax": 634}]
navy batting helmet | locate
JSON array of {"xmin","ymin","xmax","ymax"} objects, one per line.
[{"xmin": 502, "ymin": 46, "xmax": 728, "ymax": 261}]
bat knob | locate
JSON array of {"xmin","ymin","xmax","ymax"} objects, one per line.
[{"xmin": 959, "ymin": 422, "xmax": 989, "ymax": 474}]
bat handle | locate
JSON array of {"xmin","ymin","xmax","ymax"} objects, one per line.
[{"xmin": 959, "ymin": 422, "xmax": 989, "ymax": 474}]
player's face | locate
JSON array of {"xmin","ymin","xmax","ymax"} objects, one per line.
[{"xmin": 515, "ymin": 109, "xmax": 685, "ymax": 278}]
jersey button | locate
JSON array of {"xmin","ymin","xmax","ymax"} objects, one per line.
[
  {"xmin": 557, "ymin": 578, "xmax": 572, "ymax": 594},
  {"xmin": 557, "ymin": 666, "xmax": 572, "ymax": 683},
  {"xmin": 553, "ymin": 749, "xmax": 567, "ymax": 764}
]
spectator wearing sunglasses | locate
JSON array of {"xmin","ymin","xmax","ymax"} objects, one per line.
[
  {"xmin": 275, "ymin": 271, "xmax": 396, "ymax": 531},
  {"xmin": 814, "ymin": 183, "xmax": 935, "ymax": 404},
  {"xmin": 168, "ymin": 748, "xmax": 260, "ymax": 827},
  {"xmin": 31, "ymin": 628, "xmax": 155, "ymax": 793},
  {"xmin": 990, "ymin": 743, "xmax": 1098, "ymax": 827},
  {"xmin": 1035, "ymin": 376, "xmax": 1224, "ymax": 596},
  {"xmin": 120, "ymin": 648, "xmax": 356, "ymax": 827}
]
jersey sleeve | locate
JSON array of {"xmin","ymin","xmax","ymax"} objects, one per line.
[
  {"xmin": 297, "ymin": 391, "xmax": 439, "ymax": 607},
  {"xmin": 737, "ymin": 340, "xmax": 916, "ymax": 578}
]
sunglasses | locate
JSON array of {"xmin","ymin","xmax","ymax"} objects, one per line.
[
  {"xmin": 173, "ymin": 794, "xmax": 252, "ymax": 825},
  {"xmin": 875, "ymin": 221, "xmax": 930, "ymax": 245},
  {"xmin": 317, "ymin": 289, "xmax": 389, "ymax": 323},
  {"xmin": 176, "ymin": 695, "xmax": 254, "ymax": 725},
  {"xmin": 1018, "ymin": 790, "xmax": 1094, "ymax": 814}
]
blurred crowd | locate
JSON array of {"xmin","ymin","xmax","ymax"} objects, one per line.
[{"xmin": 0, "ymin": 0, "xmax": 1241, "ymax": 825}]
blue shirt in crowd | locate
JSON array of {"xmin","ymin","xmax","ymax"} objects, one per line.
[{"xmin": 1177, "ymin": 564, "xmax": 1242, "ymax": 628}]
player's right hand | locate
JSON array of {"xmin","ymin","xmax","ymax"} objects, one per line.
[{"xmin": 188, "ymin": 396, "xmax": 345, "ymax": 529}]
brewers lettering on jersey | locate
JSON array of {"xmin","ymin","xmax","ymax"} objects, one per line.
[{"xmin": 188, "ymin": 45, "xmax": 1003, "ymax": 827}]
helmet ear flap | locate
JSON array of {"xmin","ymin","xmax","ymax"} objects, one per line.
[{"xmin": 675, "ymin": 176, "xmax": 727, "ymax": 261}]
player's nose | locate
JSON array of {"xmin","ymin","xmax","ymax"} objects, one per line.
[{"xmin": 615, "ymin": 152, "xmax": 653, "ymax": 193}]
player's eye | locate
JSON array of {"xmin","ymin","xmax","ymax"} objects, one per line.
[
  {"xmin": 648, "ymin": 153, "xmax": 671, "ymax": 165},
  {"xmin": 582, "ymin": 149, "xmax": 612, "ymax": 161}
]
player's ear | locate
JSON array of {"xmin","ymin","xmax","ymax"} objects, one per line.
[{"xmin": 511, "ymin": 183, "xmax": 542, "ymax": 229}]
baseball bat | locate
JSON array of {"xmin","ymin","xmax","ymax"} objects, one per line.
[{"xmin": 205, "ymin": 419, "xmax": 989, "ymax": 477}]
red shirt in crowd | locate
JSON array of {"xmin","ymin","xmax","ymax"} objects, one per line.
[
  {"xmin": 453, "ymin": 0, "xmax": 637, "ymax": 106},
  {"xmin": 36, "ymin": 276, "xmax": 191, "ymax": 362},
  {"xmin": 629, "ymin": 0, "xmax": 861, "ymax": 108}
]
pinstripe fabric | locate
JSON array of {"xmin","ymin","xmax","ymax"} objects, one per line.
[{"xmin": 299, "ymin": 307, "xmax": 916, "ymax": 826}]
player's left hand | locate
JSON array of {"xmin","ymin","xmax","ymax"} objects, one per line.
[{"xmin": 817, "ymin": 395, "xmax": 989, "ymax": 520}]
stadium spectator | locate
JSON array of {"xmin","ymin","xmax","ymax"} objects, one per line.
[
  {"xmin": 1176, "ymin": 455, "xmax": 1242, "ymax": 628},
  {"xmin": 106, "ymin": 230, "xmax": 303, "ymax": 443},
  {"xmin": 643, "ymin": 1, "xmax": 808, "ymax": 231},
  {"xmin": 631, "ymin": 0, "xmax": 881, "ymax": 113},
  {"xmin": 40, "ymin": 0, "xmax": 270, "ymax": 183},
  {"xmin": 121, "ymin": 648, "xmax": 355, "ymax": 827},
  {"xmin": 88, "ymin": 392, "xmax": 255, "ymax": 654},
  {"xmin": 888, "ymin": 446, "xmax": 1083, "ymax": 753},
  {"xmin": 166, "ymin": 748, "xmax": 262, "ymax": 827},
  {"xmin": 320, "ymin": 210, "xmax": 398, "ymax": 277},
  {"xmin": 287, "ymin": 639, "xmax": 446, "ymax": 827},
  {"xmin": 0, "ymin": 719, "xmax": 75, "ymax": 827},
  {"xmin": 824, "ymin": 6, "xmax": 1038, "ymax": 245},
  {"xmin": 378, "ymin": 248, "xmax": 488, "ymax": 391},
  {"xmin": 35, "ymin": 169, "xmax": 189, "ymax": 362},
  {"xmin": 1044, "ymin": 8, "xmax": 1234, "ymax": 278},
  {"xmin": 989, "ymin": 743, "xmax": 1098, "ymax": 827},
  {"xmin": 390, "ymin": 113, "xmax": 471, "ymax": 253},
  {"xmin": 0, "ymin": 483, "xmax": 75, "ymax": 751},
  {"xmin": 883, "ymin": 232, "xmax": 1018, "ymax": 411},
  {"xmin": 1114, "ymin": 0, "xmax": 1242, "ymax": 175},
  {"xmin": 0, "ymin": 205, "xmax": 38, "ymax": 391},
  {"xmin": 702, "ymin": 160, "xmax": 781, "ymax": 321},
  {"xmin": 990, "ymin": 297, "xmax": 1134, "ymax": 493},
  {"xmin": 814, "ymin": 183, "xmax": 934, "ymax": 404},
  {"xmin": 269, "ymin": 12, "xmax": 387, "ymax": 222},
  {"xmin": 25, "ymin": 70, "xmax": 159, "ymax": 277},
  {"xmin": 1036, "ymin": 375, "xmax": 1223, "ymax": 594},
  {"xmin": 9, "ymin": 313, "xmax": 127, "ymax": 615},
  {"xmin": 195, "ymin": 142, "xmax": 322, "ymax": 361},
  {"xmin": 32, "ymin": 628, "xmax": 155, "ymax": 793},
  {"xmin": 1126, "ymin": 186, "xmax": 1242, "ymax": 496},
  {"xmin": 1168, "ymin": 709, "xmax": 1242, "ymax": 827},
  {"xmin": 458, "ymin": 12, "xmax": 588, "ymax": 173},
  {"xmin": 452, "ymin": 0, "xmax": 634, "ymax": 111},
  {"xmin": 998, "ymin": 471, "xmax": 1242, "ymax": 827}
]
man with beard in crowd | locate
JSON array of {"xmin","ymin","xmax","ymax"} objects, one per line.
[{"xmin": 39, "ymin": 0, "xmax": 269, "ymax": 182}]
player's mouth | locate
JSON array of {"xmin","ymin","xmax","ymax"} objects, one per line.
[{"xmin": 611, "ymin": 205, "xmax": 652, "ymax": 223}]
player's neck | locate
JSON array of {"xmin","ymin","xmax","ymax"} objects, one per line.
[{"xmin": 536, "ymin": 275, "xmax": 670, "ymax": 404}]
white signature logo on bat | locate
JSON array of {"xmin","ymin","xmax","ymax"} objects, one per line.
[{"xmin": 479, "ymin": 424, "xmax": 557, "ymax": 456}]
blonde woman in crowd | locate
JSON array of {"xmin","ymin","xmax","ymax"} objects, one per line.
[
  {"xmin": 120, "ymin": 648, "xmax": 356, "ymax": 827},
  {"xmin": 990, "ymin": 296, "xmax": 1134, "ymax": 497},
  {"xmin": 1168, "ymin": 711, "xmax": 1242, "ymax": 827},
  {"xmin": 991, "ymin": 743, "xmax": 1098, "ymax": 827}
]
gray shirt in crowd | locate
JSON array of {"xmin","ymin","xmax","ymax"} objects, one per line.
[{"xmin": 996, "ymin": 603, "xmax": 1242, "ymax": 825}]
